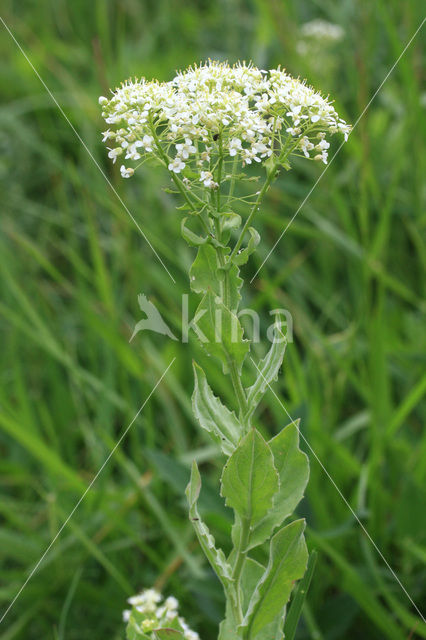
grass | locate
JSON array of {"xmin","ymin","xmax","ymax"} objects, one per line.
[{"xmin": 1, "ymin": 0, "xmax": 425, "ymax": 638}]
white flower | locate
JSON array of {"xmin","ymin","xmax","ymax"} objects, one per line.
[
  {"xmin": 122, "ymin": 609, "xmax": 131, "ymax": 622},
  {"xmin": 316, "ymin": 139, "xmax": 330, "ymax": 151},
  {"xmin": 142, "ymin": 134, "xmax": 154, "ymax": 151},
  {"xmin": 128, "ymin": 588, "xmax": 162, "ymax": 611},
  {"xmin": 168, "ymin": 157, "xmax": 186, "ymax": 173},
  {"xmin": 200, "ymin": 147, "xmax": 211, "ymax": 163},
  {"xmin": 120, "ymin": 165, "xmax": 135, "ymax": 178},
  {"xmin": 107, "ymin": 147, "xmax": 123, "ymax": 163},
  {"xmin": 299, "ymin": 136, "xmax": 314, "ymax": 158},
  {"xmin": 300, "ymin": 19, "xmax": 344, "ymax": 42},
  {"xmin": 200, "ymin": 171, "xmax": 218, "ymax": 188},
  {"xmin": 102, "ymin": 129, "xmax": 115, "ymax": 142},
  {"xmin": 165, "ymin": 596, "xmax": 179, "ymax": 610},
  {"xmin": 252, "ymin": 141, "xmax": 271, "ymax": 158},
  {"xmin": 229, "ymin": 137, "xmax": 242, "ymax": 156},
  {"xmin": 176, "ymin": 138, "xmax": 196, "ymax": 159}
]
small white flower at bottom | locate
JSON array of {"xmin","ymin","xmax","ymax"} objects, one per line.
[{"xmin": 120, "ymin": 165, "xmax": 135, "ymax": 178}]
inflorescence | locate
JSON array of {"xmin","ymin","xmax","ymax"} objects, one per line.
[
  {"xmin": 123, "ymin": 588, "xmax": 199, "ymax": 639},
  {"xmin": 100, "ymin": 60, "xmax": 351, "ymax": 190}
]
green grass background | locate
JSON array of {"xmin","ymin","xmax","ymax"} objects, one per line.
[{"xmin": 1, "ymin": 1, "xmax": 425, "ymax": 638}]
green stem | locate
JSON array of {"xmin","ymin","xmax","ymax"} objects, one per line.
[
  {"xmin": 229, "ymin": 165, "xmax": 278, "ymax": 261},
  {"xmin": 150, "ymin": 123, "xmax": 204, "ymax": 210},
  {"xmin": 212, "ymin": 187, "xmax": 249, "ymax": 419},
  {"xmin": 229, "ymin": 138, "xmax": 302, "ymax": 262}
]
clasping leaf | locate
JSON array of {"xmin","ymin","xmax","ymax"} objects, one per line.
[
  {"xmin": 186, "ymin": 461, "xmax": 234, "ymax": 590},
  {"xmin": 181, "ymin": 217, "xmax": 208, "ymax": 246},
  {"xmin": 245, "ymin": 320, "xmax": 286, "ymax": 420},
  {"xmin": 192, "ymin": 362, "xmax": 244, "ymax": 455},
  {"xmin": 232, "ymin": 227, "xmax": 260, "ymax": 266},
  {"xmin": 193, "ymin": 290, "xmax": 249, "ymax": 374},
  {"xmin": 242, "ymin": 519, "xmax": 308, "ymax": 636}
]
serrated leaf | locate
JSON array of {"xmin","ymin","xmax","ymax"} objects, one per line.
[
  {"xmin": 243, "ymin": 520, "xmax": 308, "ymax": 636},
  {"xmin": 221, "ymin": 430, "xmax": 279, "ymax": 527},
  {"xmin": 181, "ymin": 217, "xmax": 208, "ymax": 246},
  {"xmin": 186, "ymin": 461, "xmax": 234, "ymax": 589},
  {"xmin": 189, "ymin": 244, "xmax": 220, "ymax": 296},
  {"xmin": 249, "ymin": 421, "xmax": 309, "ymax": 549},
  {"xmin": 192, "ymin": 362, "xmax": 243, "ymax": 455},
  {"xmin": 233, "ymin": 227, "xmax": 260, "ymax": 266},
  {"xmin": 227, "ymin": 263, "xmax": 243, "ymax": 312},
  {"xmin": 245, "ymin": 324, "xmax": 287, "ymax": 420},
  {"xmin": 193, "ymin": 290, "xmax": 249, "ymax": 374}
]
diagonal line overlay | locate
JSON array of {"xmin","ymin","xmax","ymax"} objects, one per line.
[
  {"xmin": 250, "ymin": 356, "xmax": 426, "ymax": 624},
  {"xmin": 251, "ymin": 16, "xmax": 426, "ymax": 282},
  {"xmin": 0, "ymin": 16, "xmax": 176, "ymax": 283},
  {"xmin": 0, "ymin": 358, "xmax": 176, "ymax": 625}
]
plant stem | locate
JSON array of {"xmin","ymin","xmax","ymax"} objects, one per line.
[
  {"xmin": 213, "ymin": 217, "xmax": 249, "ymax": 419},
  {"xmin": 229, "ymin": 164, "xmax": 278, "ymax": 261},
  {"xmin": 229, "ymin": 139, "xmax": 301, "ymax": 262}
]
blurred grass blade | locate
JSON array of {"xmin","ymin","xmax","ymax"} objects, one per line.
[{"xmin": 283, "ymin": 549, "xmax": 317, "ymax": 640}]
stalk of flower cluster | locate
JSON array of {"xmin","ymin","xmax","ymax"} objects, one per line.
[{"xmin": 100, "ymin": 60, "xmax": 350, "ymax": 640}]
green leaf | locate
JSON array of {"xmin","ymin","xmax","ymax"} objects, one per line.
[
  {"xmin": 227, "ymin": 263, "xmax": 243, "ymax": 313},
  {"xmin": 243, "ymin": 519, "xmax": 308, "ymax": 636},
  {"xmin": 186, "ymin": 461, "xmax": 234, "ymax": 589},
  {"xmin": 192, "ymin": 362, "xmax": 243, "ymax": 455},
  {"xmin": 193, "ymin": 290, "xmax": 249, "ymax": 374},
  {"xmin": 218, "ymin": 601, "xmax": 240, "ymax": 640},
  {"xmin": 189, "ymin": 244, "xmax": 220, "ymax": 296},
  {"xmin": 181, "ymin": 217, "xmax": 208, "ymax": 246},
  {"xmin": 222, "ymin": 212, "xmax": 242, "ymax": 230},
  {"xmin": 241, "ymin": 558, "xmax": 266, "ymax": 613},
  {"xmin": 265, "ymin": 154, "xmax": 278, "ymax": 177},
  {"xmin": 233, "ymin": 227, "xmax": 260, "ymax": 266},
  {"xmin": 153, "ymin": 630, "xmax": 184, "ymax": 639},
  {"xmin": 221, "ymin": 429, "xmax": 279, "ymax": 526},
  {"xmin": 245, "ymin": 322, "xmax": 286, "ymax": 420},
  {"xmin": 218, "ymin": 560, "xmax": 284, "ymax": 640},
  {"xmin": 249, "ymin": 421, "xmax": 309, "ymax": 549},
  {"xmin": 241, "ymin": 560, "xmax": 286, "ymax": 640},
  {"xmin": 190, "ymin": 245, "xmax": 242, "ymax": 312}
]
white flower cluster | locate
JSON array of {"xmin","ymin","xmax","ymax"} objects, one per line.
[
  {"xmin": 300, "ymin": 19, "xmax": 345, "ymax": 42},
  {"xmin": 122, "ymin": 588, "xmax": 199, "ymax": 639},
  {"xmin": 100, "ymin": 60, "xmax": 350, "ymax": 185}
]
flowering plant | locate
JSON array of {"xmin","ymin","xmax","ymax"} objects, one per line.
[{"xmin": 100, "ymin": 60, "xmax": 350, "ymax": 640}]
